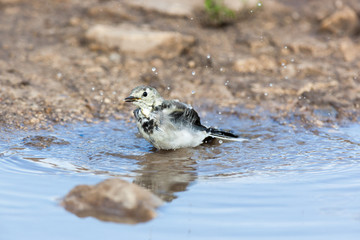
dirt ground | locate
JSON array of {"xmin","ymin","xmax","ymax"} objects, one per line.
[{"xmin": 1, "ymin": 0, "xmax": 360, "ymax": 129}]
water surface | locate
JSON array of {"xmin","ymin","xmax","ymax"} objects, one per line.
[{"xmin": 1, "ymin": 115, "xmax": 360, "ymax": 239}]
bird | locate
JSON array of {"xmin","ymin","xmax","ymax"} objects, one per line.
[{"xmin": 124, "ymin": 86, "xmax": 242, "ymax": 150}]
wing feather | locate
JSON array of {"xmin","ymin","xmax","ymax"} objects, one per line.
[{"xmin": 159, "ymin": 100, "xmax": 203, "ymax": 128}]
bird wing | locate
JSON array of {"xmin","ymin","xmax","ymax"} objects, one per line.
[{"xmin": 158, "ymin": 100, "xmax": 204, "ymax": 129}]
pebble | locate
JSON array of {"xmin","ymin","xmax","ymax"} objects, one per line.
[
  {"xmin": 233, "ymin": 55, "xmax": 277, "ymax": 73},
  {"xmin": 124, "ymin": 0, "xmax": 203, "ymax": 17},
  {"xmin": 320, "ymin": 6, "xmax": 359, "ymax": 35},
  {"xmin": 85, "ymin": 24, "xmax": 195, "ymax": 59}
]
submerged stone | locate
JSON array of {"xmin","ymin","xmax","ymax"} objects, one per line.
[
  {"xmin": 61, "ymin": 178, "xmax": 163, "ymax": 224},
  {"xmin": 23, "ymin": 135, "xmax": 70, "ymax": 149}
]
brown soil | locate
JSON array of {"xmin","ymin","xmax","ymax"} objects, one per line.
[{"xmin": 1, "ymin": 0, "xmax": 360, "ymax": 129}]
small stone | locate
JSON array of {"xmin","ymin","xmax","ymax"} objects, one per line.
[
  {"xmin": 87, "ymin": 3, "xmax": 134, "ymax": 21},
  {"xmin": 320, "ymin": 6, "xmax": 359, "ymax": 36},
  {"xmin": 188, "ymin": 60, "xmax": 196, "ymax": 68},
  {"xmin": 61, "ymin": 178, "xmax": 163, "ymax": 224},
  {"xmin": 233, "ymin": 55, "xmax": 277, "ymax": 73},
  {"xmin": 339, "ymin": 38, "xmax": 357, "ymax": 62},
  {"xmin": 223, "ymin": 0, "xmax": 260, "ymax": 11},
  {"xmin": 84, "ymin": 66, "xmax": 104, "ymax": 74},
  {"xmin": 109, "ymin": 52, "xmax": 121, "ymax": 63},
  {"xmin": 85, "ymin": 24, "xmax": 195, "ymax": 59},
  {"xmin": 69, "ymin": 17, "xmax": 81, "ymax": 26},
  {"xmin": 150, "ymin": 58, "xmax": 164, "ymax": 68},
  {"xmin": 103, "ymin": 98, "xmax": 111, "ymax": 104},
  {"xmin": 125, "ymin": 0, "xmax": 203, "ymax": 17},
  {"xmin": 286, "ymin": 36, "xmax": 330, "ymax": 57}
]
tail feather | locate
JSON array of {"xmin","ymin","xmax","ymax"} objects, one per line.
[{"xmin": 207, "ymin": 128, "xmax": 247, "ymax": 142}]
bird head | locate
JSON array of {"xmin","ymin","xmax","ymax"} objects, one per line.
[{"xmin": 124, "ymin": 86, "xmax": 164, "ymax": 109}]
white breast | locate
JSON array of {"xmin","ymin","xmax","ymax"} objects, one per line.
[{"xmin": 149, "ymin": 127, "xmax": 208, "ymax": 150}]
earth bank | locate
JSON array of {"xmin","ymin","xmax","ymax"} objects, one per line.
[{"xmin": 0, "ymin": 0, "xmax": 360, "ymax": 129}]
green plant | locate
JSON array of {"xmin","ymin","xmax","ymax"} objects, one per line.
[{"xmin": 204, "ymin": 0, "xmax": 236, "ymax": 26}]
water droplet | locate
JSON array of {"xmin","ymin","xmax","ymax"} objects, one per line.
[
  {"xmin": 218, "ymin": 111, "xmax": 222, "ymax": 115},
  {"xmin": 281, "ymin": 63, "xmax": 286, "ymax": 66},
  {"xmin": 219, "ymin": 140, "xmax": 223, "ymax": 144},
  {"xmin": 151, "ymin": 67, "xmax": 156, "ymax": 72},
  {"xmin": 191, "ymin": 71, "xmax": 196, "ymax": 76},
  {"xmin": 220, "ymin": 67, "xmax": 224, "ymax": 72},
  {"xmin": 285, "ymin": 76, "xmax": 289, "ymax": 80},
  {"xmin": 207, "ymin": 54, "xmax": 211, "ymax": 59},
  {"xmin": 264, "ymin": 92, "xmax": 268, "ymax": 96},
  {"xmin": 99, "ymin": 91, "xmax": 104, "ymax": 96},
  {"xmin": 290, "ymin": 58, "xmax": 295, "ymax": 62},
  {"xmin": 91, "ymin": 87, "xmax": 95, "ymax": 91},
  {"xmin": 167, "ymin": 86, "xmax": 171, "ymax": 90},
  {"xmin": 269, "ymin": 83, "xmax": 273, "ymax": 87},
  {"xmin": 250, "ymin": 10, "xmax": 254, "ymax": 13},
  {"xmin": 257, "ymin": 2, "xmax": 262, "ymax": 7},
  {"xmin": 57, "ymin": 72, "xmax": 62, "ymax": 79},
  {"xmin": 225, "ymin": 80, "xmax": 230, "ymax": 86},
  {"xmin": 191, "ymin": 90, "xmax": 196, "ymax": 95},
  {"xmin": 284, "ymin": 45, "xmax": 288, "ymax": 49}
]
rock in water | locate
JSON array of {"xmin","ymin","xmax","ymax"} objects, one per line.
[{"xmin": 61, "ymin": 178, "xmax": 163, "ymax": 224}]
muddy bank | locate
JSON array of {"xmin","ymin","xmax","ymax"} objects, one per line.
[{"xmin": 0, "ymin": 0, "xmax": 359, "ymax": 129}]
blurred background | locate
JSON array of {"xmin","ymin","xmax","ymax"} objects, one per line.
[{"xmin": 0, "ymin": 0, "xmax": 359, "ymax": 128}]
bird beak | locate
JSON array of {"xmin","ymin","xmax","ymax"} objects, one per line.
[{"xmin": 124, "ymin": 96, "xmax": 140, "ymax": 102}]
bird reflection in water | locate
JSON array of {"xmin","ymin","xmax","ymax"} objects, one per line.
[{"xmin": 133, "ymin": 147, "xmax": 199, "ymax": 202}]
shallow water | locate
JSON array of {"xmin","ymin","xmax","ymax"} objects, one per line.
[{"xmin": 1, "ymin": 114, "xmax": 360, "ymax": 239}]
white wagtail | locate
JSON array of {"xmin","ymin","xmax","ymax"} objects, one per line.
[{"xmin": 125, "ymin": 86, "xmax": 241, "ymax": 150}]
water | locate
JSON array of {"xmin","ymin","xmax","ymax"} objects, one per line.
[{"xmin": 1, "ymin": 114, "xmax": 360, "ymax": 239}]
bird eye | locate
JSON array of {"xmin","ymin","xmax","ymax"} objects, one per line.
[{"xmin": 142, "ymin": 92, "xmax": 147, "ymax": 97}]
